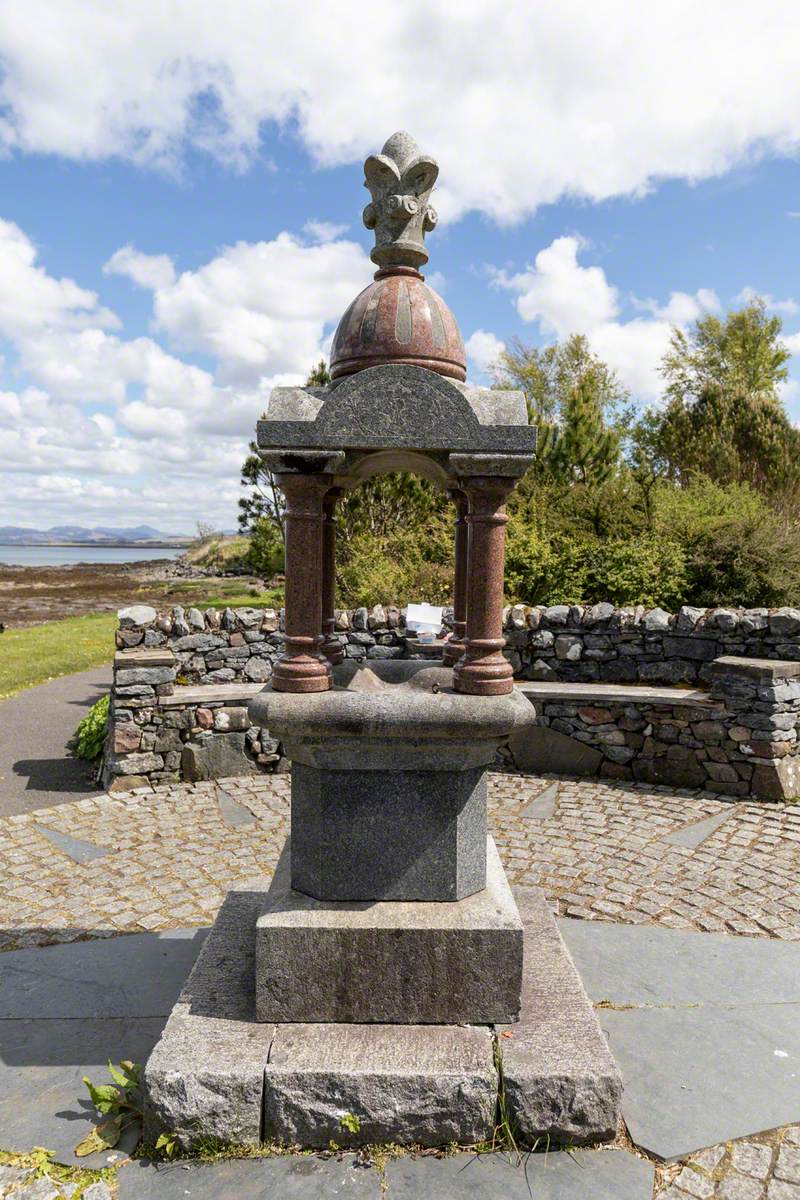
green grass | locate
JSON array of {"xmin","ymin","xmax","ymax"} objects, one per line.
[
  {"xmin": 144, "ymin": 578, "xmax": 284, "ymax": 609},
  {"xmin": 0, "ymin": 613, "xmax": 117, "ymax": 700}
]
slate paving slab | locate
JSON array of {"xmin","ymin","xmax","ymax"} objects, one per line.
[
  {"xmin": 603, "ymin": 1003, "xmax": 800, "ymax": 1161},
  {"xmin": 117, "ymin": 1155, "xmax": 382, "ymax": 1198},
  {"xmin": 662, "ymin": 807, "xmax": 739, "ymax": 849},
  {"xmin": 117, "ymin": 1149, "xmax": 654, "ymax": 1198},
  {"xmin": 0, "ymin": 1016, "xmax": 164, "ymax": 1166},
  {"xmin": 32, "ymin": 824, "xmax": 110, "ymax": 864},
  {"xmin": 0, "ymin": 927, "xmax": 209, "ymax": 1019},
  {"xmin": 559, "ymin": 919, "xmax": 800, "ymax": 1008},
  {"xmin": 559, "ymin": 919, "xmax": 800, "ymax": 1161},
  {"xmin": 0, "ymin": 930, "xmax": 209, "ymax": 1167},
  {"xmin": 385, "ymin": 1149, "xmax": 654, "ymax": 1197}
]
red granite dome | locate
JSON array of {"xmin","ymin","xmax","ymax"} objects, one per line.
[{"xmin": 329, "ymin": 267, "xmax": 467, "ymax": 382}]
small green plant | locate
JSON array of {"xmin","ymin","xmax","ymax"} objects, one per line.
[
  {"xmin": 340, "ymin": 1113, "xmax": 361, "ymax": 1135},
  {"xmin": 154, "ymin": 1132, "xmax": 179, "ymax": 1159},
  {"xmin": 70, "ymin": 694, "xmax": 110, "ymax": 761},
  {"xmin": 76, "ymin": 1060, "xmax": 142, "ymax": 1157}
]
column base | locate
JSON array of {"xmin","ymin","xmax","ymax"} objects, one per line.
[
  {"xmin": 453, "ymin": 659, "xmax": 514, "ymax": 696},
  {"xmin": 271, "ymin": 653, "xmax": 332, "ymax": 694},
  {"xmin": 441, "ymin": 637, "xmax": 464, "ymax": 667}
]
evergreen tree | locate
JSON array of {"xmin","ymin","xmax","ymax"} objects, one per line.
[{"xmin": 651, "ymin": 299, "xmax": 799, "ymax": 493}]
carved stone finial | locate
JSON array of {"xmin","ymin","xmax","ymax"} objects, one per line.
[{"xmin": 362, "ymin": 131, "xmax": 439, "ymax": 271}]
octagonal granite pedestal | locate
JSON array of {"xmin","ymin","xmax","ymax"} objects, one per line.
[{"xmin": 142, "ymin": 664, "xmax": 622, "ymax": 1148}]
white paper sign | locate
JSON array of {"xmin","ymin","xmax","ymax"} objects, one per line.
[{"xmin": 406, "ymin": 603, "xmax": 443, "ymax": 634}]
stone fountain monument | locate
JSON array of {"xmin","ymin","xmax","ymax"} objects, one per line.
[{"xmin": 143, "ymin": 132, "xmax": 622, "ymax": 1150}]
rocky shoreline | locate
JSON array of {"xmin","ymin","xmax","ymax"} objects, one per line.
[{"xmin": 0, "ymin": 557, "xmax": 255, "ymax": 627}]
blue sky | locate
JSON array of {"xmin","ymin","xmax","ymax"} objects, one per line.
[{"xmin": 1, "ymin": 3, "xmax": 800, "ymax": 534}]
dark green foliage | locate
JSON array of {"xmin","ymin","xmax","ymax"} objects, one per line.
[
  {"xmin": 70, "ymin": 694, "xmax": 109, "ymax": 760},
  {"xmin": 336, "ymin": 473, "xmax": 452, "ymax": 607},
  {"xmin": 649, "ymin": 299, "xmax": 800, "ymax": 493},
  {"xmin": 245, "ymin": 518, "xmax": 284, "ymax": 577}
]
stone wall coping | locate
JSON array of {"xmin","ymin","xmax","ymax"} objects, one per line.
[
  {"xmin": 158, "ymin": 682, "xmax": 266, "ymax": 708},
  {"xmin": 114, "ymin": 648, "xmax": 176, "ymax": 668},
  {"xmin": 710, "ymin": 655, "xmax": 800, "ymax": 681},
  {"xmin": 516, "ymin": 681, "xmax": 714, "ymax": 707}
]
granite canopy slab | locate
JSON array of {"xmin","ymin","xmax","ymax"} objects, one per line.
[{"xmin": 256, "ymin": 363, "xmax": 536, "ymax": 470}]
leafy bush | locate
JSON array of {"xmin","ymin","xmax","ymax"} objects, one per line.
[
  {"xmin": 504, "ymin": 522, "xmax": 687, "ymax": 608},
  {"xmin": 70, "ymin": 694, "xmax": 109, "ymax": 761}
]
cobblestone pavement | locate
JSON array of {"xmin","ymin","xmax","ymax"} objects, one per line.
[
  {"xmin": 2, "ymin": 772, "xmax": 800, "ymax": 951},
  {"xmin": 654, "ymin": 1124, "xmax": 800, "ymax": 1198},
  {"xmin": 2, "ymin": 772, "xmax": 800, "ymax": 1198}
]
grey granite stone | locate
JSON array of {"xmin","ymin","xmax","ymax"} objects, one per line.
[
  {"xmin": 118, "ymin": 1155, "xmax": 381, "ymax": 1199},
  {"xmin": 263, "ymin": 1023, "xmax": 496, "ymax": 1148},
  {"xmin": 255, "ymin": 837, "xmax": 522, "ymax": 1024},
  {"xmin": 118, "ymin": 605, "xmax": 157, "ymax": 627},
  {"xmin": 290, "ymin": 761, "xmax": 486, "ymax": 901},
  {"xmin": 259, "ymin": 364, "xmax": 536, "ymax": 456},
  {"xmin": 384, "ymin": 1149, "xmax": 654, "ymax": 1198},
  {"xmin": 250, "ymin": 661, "xmax": 534, "ymax": 901},
  {"xmin": 180, "ymin": 732, "xmax": 259, "ymax": 782},
  {"xmin": 499, "ymin": 890, "xmax": 622, "ymax": 1145},
  {"xmin": 142, "ymin": 889, "xmax": 276, "ymax": 1148}
]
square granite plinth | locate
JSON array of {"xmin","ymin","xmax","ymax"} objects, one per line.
[
  {"xmin": 143, "ymin": 876, "xmax": 621, "ymax": 1149},
  {"xmin": 255, "ymin": 835, "xmax": 522, "ymax": 1024},
  {"xmin": 291, "ymin": 761, "xmax": 486, "ymax": 901}
]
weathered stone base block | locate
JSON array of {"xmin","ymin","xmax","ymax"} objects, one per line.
[
  {"xmin": 143, "ymin": 879, "xmax": 620, "ymax": 1149},
  {"xmin": 263, "ymin": 1023, "xmax": 496, "ymax": 1148},
  {"xmin": 499, "ymin": 889, "xmax": 623, "ymax": 1144},
  {"xmin": 255, "ymin": 836, "xmax": 522, "ymax": 1024}
]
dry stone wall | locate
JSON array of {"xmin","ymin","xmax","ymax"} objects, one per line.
[
  {"xmin": 104, "ymin": 602, "xmax": 800, "ymax": 799},
  {"xmin": 501, "ymin": 602, "xmax": 800, "ymax": 685}
]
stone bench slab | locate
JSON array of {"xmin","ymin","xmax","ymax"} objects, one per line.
[
  {"xmin": 517, "ymin": 681, "xmax": 713, "ymax": 706},
  {"xmin": 158, "ymin": 682, "xmax": 265, "ymax": 707}
]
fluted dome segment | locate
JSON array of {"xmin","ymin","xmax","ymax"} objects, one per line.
[{"xmin": 329, "ymin": 268, "xmax": 466, "ymax": 382}]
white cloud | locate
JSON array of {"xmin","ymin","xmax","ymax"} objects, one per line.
[
  {"xmin": 104, "ymin": 245, "xmax": 176, "ymax": 290},
  {"xmin": 303, "ymin": 219, "xmax": 349, "ymax": 244},
  {"xmin": 1, "ymin": 4, "xmax": 800, "ymax": 221},
  {"xmin": 465, "ymin": 329, "xmax": 504, "ymax": 378},
  {"xmin": 734, "ymin": 285, "xmax": 800, "ymax": 316},
  {"xmin": 494, "ymin": 235, "xmax": 719, "ymax": 400},
  {"xmin": 0, "ymin": 214, "xmax": 372, "ymax": 529},
  {"xmin": 151, "ymin": 232, "xmax": 372, "ymax": 384},
  {"xmin": 782, "ymin": 332, "xmax": 800, "ymax": 355},
  {"xmin": 493, "ymin": 237, "xmax": 618, "ymax": 337}
]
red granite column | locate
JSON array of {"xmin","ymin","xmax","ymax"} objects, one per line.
[
  {"xmin": 320, "ymin": 488, "xmax": 344, "ymax": 665},
  {"xmin": 453, "ymin": 477, "xmax": 514, "ymax": 696},
  {"xmin": 272, "ymin": 474, "xmax": 332, "ymax": 693},
  {"xmin": 442, "ymin": 488, "xmax": 468, "ymax": 668}
]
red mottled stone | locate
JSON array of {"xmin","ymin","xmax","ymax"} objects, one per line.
[
  {"xmin": 113, "ymin": 724, "xmax": 141, "ymax": 753},
  {"xmin": 329, "ymin": 267, "xmax": 466, "ymax": 382},
  {"xmin": 320, "ymin": 489, "xmax": 344, "ymax": 666},
  {"xmin": 443, "ymin": 489, "xmax": 469, "ymax": 668},
  {"xmin": 272, "ymin": 474, "xmax": 333, "ymax": 694},
  {"xmin": 454, "ymin": 478, "xmax": 515, "ymax": 697}
]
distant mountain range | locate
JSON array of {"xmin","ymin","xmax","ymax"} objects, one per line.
[{"xmin": 0, "ymin": 524, "xmax": 192, "ymax": 546}]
